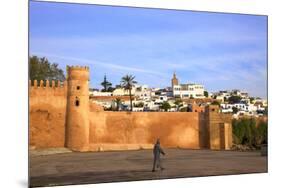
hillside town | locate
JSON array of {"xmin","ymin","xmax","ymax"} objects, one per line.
[{"xmin": 89, "ymin": 73, "xmax": 267, "ymax": 118}]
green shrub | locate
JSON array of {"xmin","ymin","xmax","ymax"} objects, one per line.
[
  {"xmin": 211, "ymin": 101, "xmax": 220, "ymax": 106},
  {"xmin": 180, "ymin": 107, "xmax": 188, "ymax": 112},
  {"xmin": 232, "ymin": 118, "xmax": 267, "ymax": 148}
]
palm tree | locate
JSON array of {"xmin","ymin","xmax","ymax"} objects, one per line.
[
  {"xmin": 100, "ymin": 75, "xmax": 112, "ymax": 92},
  {"xmin": 114, "ymin": 98, "xmax": 122, "ymax": 111},
  {"xmin": 174, "ymin": 99, "xmax": 183, "ymax": 111},
  {"xmin": 120, "ymin": 74, "xmax": 137, "ymax": 111}
]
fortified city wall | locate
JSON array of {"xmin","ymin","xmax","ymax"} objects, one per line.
[
  {"xmin": 29, "ymin": 80, "xmax": 67, "ymax": 148},
  {"xmin": 29, "ymin": 66, "xmax": 232, "ymax": 151},
  {"xmin": 89, "ymin": 112, "xmax": 203, "ymax": 151}
]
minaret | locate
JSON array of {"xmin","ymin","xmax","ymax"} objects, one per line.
[
  {"xmin": 65, "ymin": 66, "xmax": 90, "ymax": 151},
  {"xmin": 171, "ymin": 72, "xmax": 179, "ymax": 88}
]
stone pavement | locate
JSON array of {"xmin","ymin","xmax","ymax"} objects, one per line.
[{"xmin": 29, "ymin": 148, "xmax": 267, "ymax": 187}]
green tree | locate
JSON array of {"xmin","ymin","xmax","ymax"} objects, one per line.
[
  {"xmin": 232, "ymin": 118, "xmax": 267, "ymax": 147},
  {"xmin": 174, "ymin": 99, "xmax": 182, "ymax": 106},
  {"xmin": 180, "ymin": 107, "xmax": 188, "ymax": 112},
  {"xmin": 245, "ymin": 118, "xmax": 257, "ymax": 146},
  {"xmin": 257, "ymin": 121, "xmax": 268, "ymax": 144},
  {"xmin": 250, "ymin": 97, "xmax": 255, "ymax": 104},
  {"xmin": 29, "ymin": 56, "xmax": 65, "ymax": 85},
  {"xmin": 232, "ymin": 119, "xmax": 243, "ymax": 144},
  {"xmin": 120, "ymin": 74, "xmax": 137, "ymax": 111},
  {"xmin": 204, "ymin": 91, "xmax": 209, "ymax": 98},
  {"xmin": 101, "ymin": 75, "xmax": 112, "ymax": 92},
  {"xmin": 228, "ymin": 96, "xmax": 242, "ymax": 104},
  {"xmin": 107, "ymin": 87, "xmax": 115, "ymax": 92},
  {"xmin": 113, "ymin": 98, "xmax": 122, "ymax": 111},
  {"xmin": 264, "ymin": 107, "xmax": 268, "ymax": 115},
  {"xmin": 224, "ymin": 97, "xmax": 228, "ymax": 102},
  {"xmin": 174, "ymin": 99, "xmax": 183, "ymax": 111},
  {"xmin": 232, "ymin": 106, "xmax": 239, "ymax": 114},
  {"xmin": 134, "ymin": 102, "xmax": 144, "ymax": 107},
  {"xmin": 160, "ymin": 101, "xmax": 171, "ymax": 112},
  {"xmin": 211, "ymin": 100, "xmax": 220, "ymax": 106}
]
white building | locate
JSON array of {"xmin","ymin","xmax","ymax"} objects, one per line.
[
  {"xmin": 220, "ymin": 103, "xmax": 258, "ymax": 115},
  {"xmin": 92, "ymin": 100, "xmax": 111, "ymax": 109},
  {"xmin": 134, "ymin": 85, "xmax": 152, "ymax": 100},
  {"xmin": 154, "ymin": 95, "xmax": 168, "ymax": 103},
  {"xmin": 171, "ymin": 73, "xmax": 205, "ymax": 99},
  {"xmin": 173, "ymin": 83, "xmax": 205, "ymax": 99},
  {"xmin": 221, "ymin": 108, "xmax": 233, "ymax": 113},
  {"xmin": 215, "ymin": 95, "xmax": 225, "ymax": 102},
  {"xmin": 89, "ymin": 90, "xmax": 112, "ymax": 97},
  {"xmin": 112, "ymin": 87, "xmax": 136, "ymax": 96},
  {"xmin": 144, "ymin": 101, "xmax": 160, "ymax": 111}
]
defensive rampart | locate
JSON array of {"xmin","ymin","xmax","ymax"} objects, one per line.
[
  {"xmin": 29, "ymin": 66, "xmax": 233, "ymax": 151},
  {"xmin": 89, "ymin": 112, "xmax": 203, "ymax": 151},
  {"xmin": 29, "ymin": 80, "xmax": 67, "ymax": 148}
]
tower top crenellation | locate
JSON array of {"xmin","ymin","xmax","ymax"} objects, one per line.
[{"xmin": 67, "ymin": 65, "xmax": 89, "ymax": 71}]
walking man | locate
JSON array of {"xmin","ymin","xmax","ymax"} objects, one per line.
[{"xmin": 152, "ymin": 138, "xmax": 166, "ymax": 172}]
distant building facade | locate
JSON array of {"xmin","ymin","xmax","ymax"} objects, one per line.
[{"xmin": 171, "ymin": 73, "xmax": 205, "ymax": 99}]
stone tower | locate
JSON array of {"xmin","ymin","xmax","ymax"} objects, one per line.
[
  {"xmin": 65, "ymin": 66, "xmax": 90, "ymax": 151},
  {"xmin": 205, "ymin": 105, "xmax": 232, "ymax": 150},
  {"xmin": 171, "ymin": 72, "xmax": 179, "ymax": 88}
]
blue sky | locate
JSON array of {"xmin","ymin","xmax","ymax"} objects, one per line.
[{"xmin": 29, "ymin": 1, "xmax": 268, "ymax": 98}]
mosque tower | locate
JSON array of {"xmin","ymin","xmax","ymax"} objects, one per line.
[{"xmin": 171, "ymin": 72, "xmax": 179, "ymax": 89}]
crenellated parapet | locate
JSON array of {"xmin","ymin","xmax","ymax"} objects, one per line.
[
  {"xmin": 66, "ymin": 66, "xmax": 90, "ymax": 81},
  {"xmin": 29, "ymin": 79, "xmax": 67, "ymax": 97},
  {"xmin": 29, "ymin": 79, "xmax": 67, "ymax": 87},
  {"xmin": 67, "ymin": 65, "xmax": 89, "ymax": 71}
]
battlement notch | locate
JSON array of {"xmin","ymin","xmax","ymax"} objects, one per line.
[
  {"xmin": 67, "ymin": 65, "xmax": 89, "ymax": 72},
  {"xmin": 66, "ymin": 65, "xmax": 90, "ymax": 81},
  {"xmin": 29, "ymin": 80, "xmax": 67, "ymax": 88}
]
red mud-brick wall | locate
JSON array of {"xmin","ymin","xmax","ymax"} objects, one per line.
[
  {"xmin": 29, "ymin": 80, "xmax": 67, "ymax": 148},
  {"xmin": 89, "ymin": 112, "xmax": 203, "ymax": 150}
]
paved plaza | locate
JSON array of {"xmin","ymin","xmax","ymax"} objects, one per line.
[{"xmin": 30, "ymin": 148, "xmax": 267, "ymax": 187}]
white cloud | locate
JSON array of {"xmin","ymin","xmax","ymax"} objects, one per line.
[{"xmin": 31, "ymin": 52, "xmax": 170, "ymax": 78}]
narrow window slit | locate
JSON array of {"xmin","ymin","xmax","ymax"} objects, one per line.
[{"xmin": 75, "ymin": 99, "xmax": 80, "ymax": 106}]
